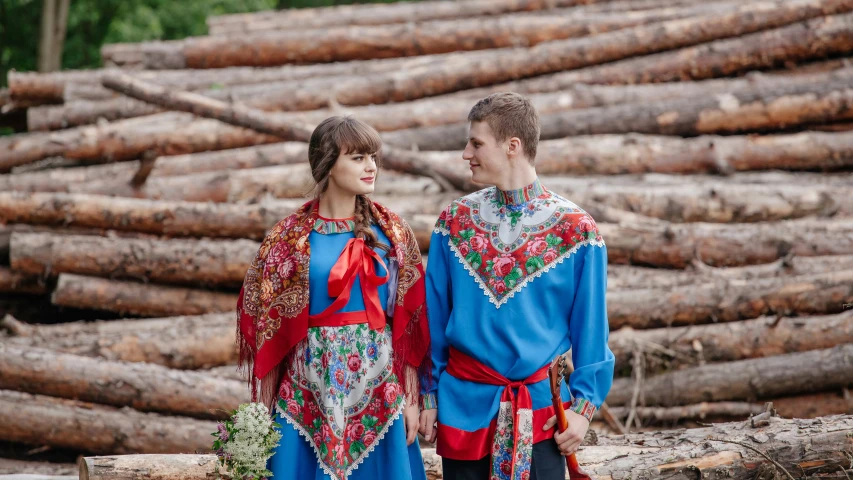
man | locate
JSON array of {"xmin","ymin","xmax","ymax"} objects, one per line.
[{"xmin": 419, "ymin": 93, "xmax": 614, "ymax": 480}]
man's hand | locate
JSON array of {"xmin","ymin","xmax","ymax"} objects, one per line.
[
  {"xmin": 419, "ymin": 408, "xmax": 437, "ymax": 443},
  {"xmin": 543, "ymin": 409, "xmax": 589, "ymax": 456},
  {"xmin": 404, "ymin": 403, "xmax": 420, "ymax": 446}
]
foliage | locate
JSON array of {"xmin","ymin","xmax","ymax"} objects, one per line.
[
  {"xmin": 212, "ymin": 402, "xmax": 282, "ymax": 480},
  {"xmin": 0, "ymin": 0, "xmax": 414, "ymax": 87}
]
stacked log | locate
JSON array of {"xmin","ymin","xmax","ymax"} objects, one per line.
[
  {"xmin": 0, "ymin": 390, "xmax": 215, "ymax": 454},
  {"xmin": 100, "ymin": 0, "xmax": 852, "ymax": 72},
  {"xmin": 76, "ymin": 416, "xmax": 853, "ymax": 479},
  {"xmin": 0, "ymin": 313, "xmax": 235, "ymax": 369}
]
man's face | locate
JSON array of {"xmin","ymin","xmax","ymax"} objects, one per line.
[{"xmin": 462, "ymin": 121, "xmax": 510, "ymax": 186}]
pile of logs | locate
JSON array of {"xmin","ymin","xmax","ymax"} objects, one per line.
[{"xmin": 1, "ymin": 0, "xmax": 851, "ymax": 477}]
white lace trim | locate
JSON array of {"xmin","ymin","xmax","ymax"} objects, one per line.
[
  {"xmin": 434, "ymin": 227, "xmax": 605, "ymax": 309},
  {"xmin": 274, "ymin": 398, "xmax": 406, "ymax": 480}
]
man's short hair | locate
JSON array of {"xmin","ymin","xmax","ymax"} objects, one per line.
[{"xmin": 468, "ymin": 92, "xmax": 540, "ymax": 162}]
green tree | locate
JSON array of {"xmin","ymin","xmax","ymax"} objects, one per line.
[{"xmin": 1, "ymin": 0, "xmax": 415, "ymax": 87}]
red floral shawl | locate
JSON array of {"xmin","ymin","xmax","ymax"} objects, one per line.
[{"xmin": 237, "ymin": 199, "xmax": 431, "ymax": 407}]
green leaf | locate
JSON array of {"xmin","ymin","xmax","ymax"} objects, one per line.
[
  {"xmin": 294, "ymin": 389, "xmax": 304, "ymax": 406},
  {"xmin": 507, "ymin": 267, "xmax": 523, "ymax": 282},
  {"xmin": 349, "ymin": 441, "xmax": 366, "ymax": 457},
  {"xmin": 545, "ymin": 233, "xmax": 564, "ymax": 247},
  {"xmin": 459, "ymin": 228, "xmax": 475, "ymax": 240},
  {"xmin": 320, "ymin": 443, "xmax": 328, "ymax": 458},
  {"xmin": 361, "ymin": 415, "xmax": 379, "ymax": 428},
  {"xmin": 485, "ymin": 260, "xmax": 494, "ymax": 273},
  {"xmin": 465, "ymin": 251, "xmax": 483, "ymax": 270},
  {"xmin": 525, "ymin": 256, "xmax": 545, "ymax": 274}
]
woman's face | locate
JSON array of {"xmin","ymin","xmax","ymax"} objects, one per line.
[{"xmin": 327, "ymin": 150, "xmax": 378, "ymax": 196}]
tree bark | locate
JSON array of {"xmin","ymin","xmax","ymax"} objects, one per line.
[
  {"xmin": 0, "ymin": 267, "xmax": 47, "ymax": 295},
  {"xmin": 607, "ymin": 344, "xmax": 853, "ymax": 407},
  {"xmin": 203, "ymin": 365, "xmax": 246, "ymax": 382},
  {"xmin": 125, "ymin": 5, "xmax": 725, "ymax": 69},
  {"xmin": 0, "ymin": 142, "xmax": 307, "ymax": 192},
  {"xmin": 99, "ymin": 72, "xmax": 467, "ymax": 190},
  {"xmin": 10, "ymin": 232, "xmax": 259, "ymax": 288},
  {"xmin": 102, "ymin": 0, "xmax": 851, "ymax": 75},
  {"xmin": 532, "ymin": 131, "xmax": 853, "ymax": 175},
  {"xmin": 0, "ymin": 343, "xmax": 247, "ymax": 419},
  {"xmin": 772, "ymin": 390, "xmax": 853, "ymax": 419},
  {"xmin": 601, "ymin": 216, "xmax": 853, "ymax": 268},
  {"xmin": 487, "ymin": 10, "xmax": 853, "ymax": 94},
  {"xmin": 607, "ymin": 253, "xmax": 853, "ymax": 290},
  {"xmin": 9, "ymin": 53, "xmax": 456, "ymax": 104},
  {"xmin": 37, "ymin": 0, "xmax": 58, "ymax": 73},
  {"xmin": 386, "ymin": 72, "xmax": 853, "ymax": 149},
  {"xmin": 0, "ymin": 460, "xmax": 75, "ymax": 476},
  {"xmin": 0, "ymin": 192, "xmax": 294, "ymax": 240},
  {"xmin": 0, "ymin": 312, "xmax": 235, "ymax": 369},
  {"xmin": 51, "ymin": 274, "xmax": 238, "ymax": 317},
  {"xmin": 606, "ymin": 391, "xmax": 853, "ymax": 423},
  {"xmin": 610, "ymin": 311, "xmax": 853, "ymax": 372},
  {"xmin": 606, "ymin": 401, "xmax": 768, "ymax": 423},
  {"xmin": 608, "ymin": 269, "xmax": 853, "ymax": 330},
  {"xmin": 552, "ymin": 179, "xmax": 844, "ymax": 222},
  {"xmin": 0, "ymin": 191, "xmax": 426, "ymax": 241},
  {"xmin": 0, "ymin": 390, "xmax": 215, "ymax": 454},
  {"xmin": 79, "ymin": 416, "xmax": 853, "ymax": 479},
  {"xmin": 205, "ymin": 0, "xmax": 647, "ymax": 34},
  {"xmin": 0, "ymin": 112, "xmax": 281, "ymax": 173},
  {"xmin": 33, "ymin": 62, "xmax": 851, "ymax": 132}
]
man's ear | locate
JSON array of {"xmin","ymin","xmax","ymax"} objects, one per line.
[{"xmin": 506, "ymin": 137, "xmax": 523, "ymax": 158}]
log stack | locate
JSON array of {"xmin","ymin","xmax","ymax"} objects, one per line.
[{"xmin": 1, "ymin": 0, "xmax": 851, "ymax": 477}]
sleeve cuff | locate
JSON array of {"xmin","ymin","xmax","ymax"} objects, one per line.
[
  {"xmin": 420, "ymin": 393, "xmax": 437, "ymax": 410},
  {"xmin": 569, "ymin": 398, "xmax": 597, "ymax": 422}
]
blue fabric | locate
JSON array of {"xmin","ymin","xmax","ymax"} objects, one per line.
[
  {"xmin": 268, "ymin": 410, "xmax": 426, "ymax": 480},
  {"xmin": 308, "ymin": 226, "xmax": 390, "ymax": 315},
  {"xmin": 424, "ymin": 228, "xmax": 615, "ymax": 434},
  {"xmin": 269, "ymin": 226, "xmax": 426, "ymax": 479}
]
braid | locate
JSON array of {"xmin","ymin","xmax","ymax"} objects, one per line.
[{"xmin": 354, "ymin": 195, "xmax": 389, "ymax": 254}]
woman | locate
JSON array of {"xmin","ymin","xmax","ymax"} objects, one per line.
[{"xmin": 237, "ymin": 116, "xmax": 431, "ymax": 480}]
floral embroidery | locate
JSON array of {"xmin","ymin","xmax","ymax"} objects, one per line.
[
  {"xmin": 491, "ymin": 402, "xmax": 515, "ymax": 480},
  {"xmin": 490, "ymin": 404, "xmax": 534, "ymax": 480},
  {"xmin": 570, "ymin": 398, "xmax": 597, "ymax": 423},
  {"xmin": 276, "ymin": 324, "xmax": 402, "ymax": 480},
  {"xmin": 314, "ymin": 217, "xmax": 356, "ymax": 235},
  {"xmin": 435, "ymin": 187, "xmax": 605, "ymax": 308},
  {"xmin": 238, "ymin": 200, "xmax": 431, "ymax": 480}
]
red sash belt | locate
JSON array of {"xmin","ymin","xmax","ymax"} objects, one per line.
[
  {"xmin": 308, "ymin": 238, "xmax": 387, "ymax": 330},
  {"xmin": 446, "ymin": 347, "xmax": 550, "ymax": 479}
]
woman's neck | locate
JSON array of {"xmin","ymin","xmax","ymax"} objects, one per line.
[{"xmin": 318, "ymin": 186, "xmax": 357, "ymax": 219}]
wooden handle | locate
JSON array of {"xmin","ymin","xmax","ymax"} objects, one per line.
[{"xmin": 549, "ymin": 357, "xmax": 592, "ymax": 480}]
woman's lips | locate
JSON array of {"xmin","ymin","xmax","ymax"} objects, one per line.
[{"xmin": 361, "ymin": 177, "xmax": 375, "ymax": 183}]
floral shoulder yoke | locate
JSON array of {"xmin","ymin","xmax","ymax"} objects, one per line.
[{"xmin": 434, "ymin": 186, "xmax": 604, "ymax": 308}]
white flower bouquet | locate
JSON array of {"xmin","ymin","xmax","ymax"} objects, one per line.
[{"xmin": 212, "ymin": 403, "xmax": 282, "ymax": 480}]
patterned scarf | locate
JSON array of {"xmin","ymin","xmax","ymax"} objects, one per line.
[{"xmin": 237, "ymin": 199, "xmax": 431, "ymax": 409}]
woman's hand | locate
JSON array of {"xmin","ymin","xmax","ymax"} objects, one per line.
[
  {"xmin": 543, "ymin": 409, "xmax": 589, "ymax": 456},
  {"xmin": 404, "ymin": 403, "xmax": 420, "ymax": 446},
  {"xmin": 419, "ymin": 408, "xmax": 437, "ymax": 443}
]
